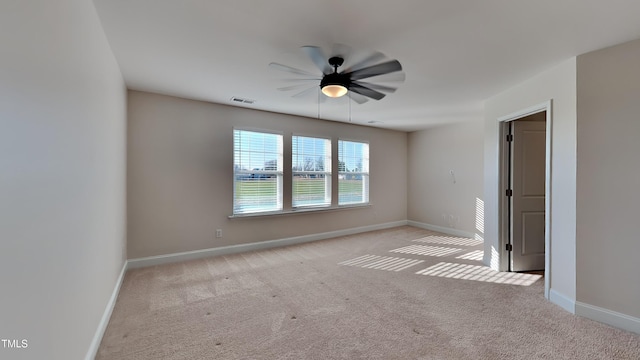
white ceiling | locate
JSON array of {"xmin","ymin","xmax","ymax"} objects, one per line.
[{"xmin": 94, "ymin": 0, "xmax": 640, "ymax": 131}]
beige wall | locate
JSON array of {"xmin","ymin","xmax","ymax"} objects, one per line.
[
  {"xmin": 407, "ymin": 121, "xmax": 484, "ymax": 237},
  {"xmin": 127, "ymin": 91, "xmax": 408, "ymax": 258},
  {"xmin": 576, "ymin": 39, "xmax": 640, "ymax": 319},
  {"xmin": 0, "ymin": 1, "xmax": 127, "ymax": 359},
  {"xmin": 484, "ymin": 58, "xmax": 577, "ymax": 307}
]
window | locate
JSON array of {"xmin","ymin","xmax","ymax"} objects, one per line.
[
  {"xmin": 292, "ymin": 136, "xmax": 331, "ymax": 208},
  {"xmin": 233, "ymin": 129, "xmax": 283, "ymax": 214},
  {"xmin": 338, "ymin": 140, "xmax": 369, "ymax": 205}
]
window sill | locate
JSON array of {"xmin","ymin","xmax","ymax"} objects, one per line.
[{"xmin": 228, "ymin": 203, "xmax": 371, "ymax": 219}]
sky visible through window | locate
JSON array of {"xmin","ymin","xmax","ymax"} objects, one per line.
[
  {"xmin": 339, "ymin": 140, "xmax": 368, "ymax": 172},
  {"xmin": 234, "ymin": 130, "xmax": 282, "ymax": 171},
  {"xmin": 293, "ymin": 136, "xmax": 330, "ymax": 171}
]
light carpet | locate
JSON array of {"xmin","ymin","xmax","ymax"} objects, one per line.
[{"xmin": 96, "ymin": 226, "xmax": 640, "ymax": 359}]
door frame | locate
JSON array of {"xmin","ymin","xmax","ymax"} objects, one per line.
[{"xmin": 497, "ymin": 100, "xmax": 552, "ymax": 299}]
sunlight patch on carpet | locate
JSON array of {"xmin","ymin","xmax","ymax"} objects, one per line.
[
  {"xmin": 455, "ymin": 250, "xmax": 484, "ymax": 261},
  {"xmin": 413, "ymin": 235, "xmax": 482, "ymax": 247},
  {"xmin": 339, "ymin": 255, "xmax": 424, "ymax": 272},
  {"xmin": 416, "ymin": 262, "xmax": 542, "ymax": 286},
  {"xmin": 390, "ymin": 244, "xmax": 462, "ymax": 257}
]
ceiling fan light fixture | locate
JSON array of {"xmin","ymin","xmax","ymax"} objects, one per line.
[
  {"xmin": 321, "ymin": 84, "xmax": 348, "ymax": 98},
  {"xmin": 271, "ymin": 48, "xmax": 403, "ymax": 103},
  {"xmin": 320, "ymin": 70, "xmax": 349, "ymax": 98}
]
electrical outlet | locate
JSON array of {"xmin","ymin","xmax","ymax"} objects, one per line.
[{"xmin": 215, "ymin": 229, "xmax": 222, "ymax": 238}]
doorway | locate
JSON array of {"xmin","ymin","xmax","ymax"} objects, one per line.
[
  {"xmin": 506, "ymin": 113, "xmax": 546, "ymax": 271},
  {"xmin": 498, "ymin": 101, "xmax": 552, "ymax": 298}
]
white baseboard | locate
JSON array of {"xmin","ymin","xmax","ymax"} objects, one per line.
[
  {"xmin": 128, "ymin": 220, "xmax": 408, "ymax": 269},
  {"xmin": 406, "ymin": 220, "xmax": 475, "ymax": 239},
  {"xmin": 85, "ymin": 261, "xmax": 128, "ymax": 360},
  {"xmin": 576, "ymin": 301, "xmax": 640, "ymax": 335},
  {"xmin": 549, "ymin": 289, "xmax": 576, "ymax": 314}
]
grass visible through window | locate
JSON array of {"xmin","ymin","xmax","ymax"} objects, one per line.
[{"xmin": 234, "ymin": 179, "xmax": 363, "ymax": 204}]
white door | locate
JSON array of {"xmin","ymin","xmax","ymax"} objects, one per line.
[{"xmin": 510, "ymin": 117, "xmax": 546, "ymax": 271}]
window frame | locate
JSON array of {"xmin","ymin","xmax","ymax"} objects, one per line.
[
  {"xmin": 291, "ymin": 134, "xmax": 332, "ymax": 209},
  {"xmin": 230, "ymin": 130, "xmax": 371, "ymax": 218},
  {"xmin": 232, "ymin": 128, "xmax": 284, "ymax": 215},
  {"xmin": 338, "ymin": 139, "xmax": 370, "ymax": 206}
]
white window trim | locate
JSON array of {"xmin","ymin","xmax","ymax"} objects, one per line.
[
  {"xmin": 230, "ymin": 130, "xmax": 371, "ymax": 218},
  {"xmin": 292, "ymin": 135, "xmax": 332, "ymax": 209},
  {"xmin": 232, "ymin": 128, "xmax": 284, "ymax": 215},
  {"xmin": 338, "ymin": 139, "xmax": 370, "ymax": 206}
]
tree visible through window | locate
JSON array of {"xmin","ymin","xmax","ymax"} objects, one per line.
[
  {"xmin": 338, "ymin": 140, "xmax": 369, "ymax": 205},
  {"xmin": 233, "ymin": 129, "xmax": 283, "ymax": 214},
  {"xmin": 292, "ymin": 136, "xmax": 331, "ymax": 208}
]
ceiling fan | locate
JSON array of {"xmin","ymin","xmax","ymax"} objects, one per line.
[{"xmin": 269, "ymin": 45, "xmax": 405, "ymax": 104}]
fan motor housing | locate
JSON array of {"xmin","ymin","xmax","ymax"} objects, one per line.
[{"xmin": 321, "ymin": 72, "xmax": 350, "ymax": 89}]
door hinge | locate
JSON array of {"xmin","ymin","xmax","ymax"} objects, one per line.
[
  {"xmin": 506, "ymin": 189, "xmax": 513, "ymax": 197},
  {"xmin": 506, "ymin": 134, "xmax": 513, "ymax": 142},
  {"xmin": 506, "ymin": 243, "xmax": 513, "ymax": 251}
]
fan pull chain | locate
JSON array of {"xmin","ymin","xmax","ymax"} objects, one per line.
[{"xmin": 349, "ymin": 93, "xmax": 352, "ymax": 122}]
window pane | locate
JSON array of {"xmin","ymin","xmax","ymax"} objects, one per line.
[
  {"xmin": 338, "ymin": 140, "xmax": 369, "ymax": 205},
  {"xmin": 234, "ymin": 130, "xmax": 283, "ymax": 214},
  {"xmin": 292, "ymin": 136, "xmax": 331, "ymax": 207}
]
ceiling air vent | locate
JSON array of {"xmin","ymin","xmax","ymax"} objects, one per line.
[{"xmin": 230, "ymin": 97, "xmax": 255, "ymax": 104}]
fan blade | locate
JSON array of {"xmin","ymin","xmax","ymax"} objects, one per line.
[
  {"xmin": 352, "ymin": 81, "xmax": 397, "ymax": 93},
  {"xmin": 279, "ymin": 77, "xmax": 322, "ymax": 84},
  {"xmin": 301, "ymin": 46, "xmax": 331, "ymax": 74},
  {"xmin": 344, "ymin": 51, "xmax": 386, "ymax": 73},
  {"xmin": 364, "ymin": 71, "xmax": 406, "ymax": 84},
  {"xmin": 318, "ymin": 90, "xmax": 327, "ymax": 103},
  {"xmin": 269, "ymin": 62, "xmax": 318, "ymax": 77},
  {"xmin": 278, "ymin": 78, "xmax": 322, "ymax": 83},
  {"xmin": 346, "ymin": 60, "xmax": 402, "ymax": 81},
  {"xmin": 292, "ymin": 85, "xmax": 319, "ymax": 98},
  {"xmin": 348, "ymin": 91, "xmax": 369, "ymax": 104},
  {"xmin": 350, "ymin": 83, "xmax": 386, "ymax": 100},
  {"xmin": 277, "ymin": 83, "xmax": 315, "ymax": 91}
]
